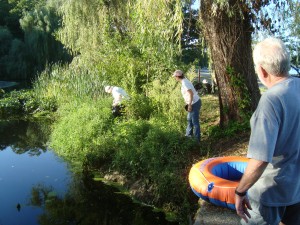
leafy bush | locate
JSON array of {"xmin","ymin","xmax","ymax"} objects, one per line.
[
  {"xmin": 0, "ymin": 90, "xmax": 36, "ymax": 118},
  {"xmin": 147, "ymin": 79, "xmax": 184, "ymax": 123},
  {"xmin": 125, "ymin": 93, "xmax": 155, "ymax": 120},
  {"xmin": 0, "ymin": 89, "xmax": 57, "ymax": 118},
  {"xmin": 50, "ymin": 99, "xmax": 113, "ymax": 163},
  {"xmin": 0, "ymin": 95, "xmax": 22, "ymax": 117},
  {"xmin": 49, "ymin": 99, "xmax": 198, "ymax": 217},
  {"xmin": 206, "ymin": 120, "xmax": 250, "ymax": 138}
]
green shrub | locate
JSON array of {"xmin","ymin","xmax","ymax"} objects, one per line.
[
  {"xmin": 125, "ymin": 93, "xmax": 154, "ymax": 120},
  {"xmin": 0, "ymin": 90, "xmax": 37, "ymax": 118},
  {"xmin": 0, "ymin": 89, "xmax": 58, "ymax": 118},
  {"xmin": 207, "ymin": 120, "xmax": 250, "ymax": 138},
  {"xmin": 147, "ymin": 79, "xmax": 185, "ymax": 124},
  {"xmin": 50, "ymin": 99, "xmax": 113, "ymax": 163},
  {"xmin": 0, "ymin": 96, "xmax": 22, "ymax": 117},
  {"xmin": 96, "ymin": 117, "xmax": 197, "ymax": 222},
  {"xmin": 109, "ymin": 119, "xmax": 152, "ymax": 176}
]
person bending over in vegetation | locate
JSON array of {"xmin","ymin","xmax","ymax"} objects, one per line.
[
  {"xmin": 104, "ymin": 85, "xmax": 129, "ymax": 117},
  {"xmin": 235, "ymin": 37, "xmax": 300, "ymax": 225},
  {"xmin": 173, "ymin": 70, "xmax": 201, "ymax": 142}
]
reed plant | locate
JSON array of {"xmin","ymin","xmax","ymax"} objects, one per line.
[{"xmin": 33, "ymin": 63, "xmax": 106, "ymax": 107}]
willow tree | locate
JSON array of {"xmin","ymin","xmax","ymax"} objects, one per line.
[
  {"xmin": 19, "ymin": 3, "xmax": 71, "ymax": 78},
  {"xmin": 56, "ymin": 0, "xmax": 183, "ymax": 92},
  {"xmin": 198, "ymin": 0, "xmax": 289, "ymax": 126},
  {"xmin": 287, "ymin": 1, "xmax": 300, "ymax": 65}
]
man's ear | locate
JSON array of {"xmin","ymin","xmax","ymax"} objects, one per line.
[{"xmin": 260, "ymin": 66, "xmax": 269, "ymax": 78}]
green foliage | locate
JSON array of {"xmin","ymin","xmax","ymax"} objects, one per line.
[
  {"xmin": 181, "ymin": 2, "xmax": 208, "ymax": 67},
  {"xmin": 0, "ymin": 0, "xmax": 70, "ymax": 81},
  {"xmin": 47, "ymin": 96, "xmax": 198, "ymax": 220},
  {"xmin": 50, "ymin": 99, "xmax": 113, "ymax": 162},
  {"xmin": 0, "ymin": 0, "xmax": 11, "ymax": 25},
  {"xmin": 207, "ymin": 120, "xmax": 250, "ymax": 139},
  {"xmin": 0, "ymin": 93, "xmax": 22, "ymax": 117},
  {"xmin": 0, "ymin": 27, "xmax": 25, "ymax": 78},
  {"xmin": 125, "ymin": 93, "xmax": 154, "ymax": 120},
  {"xmin": 8, "ymin": 0, "xmax": 45, "ymax": 16},
  {"xmin": 147, "ymin": 78, "xmax": 185, "ymax": 126},
  {"xmin": 284, "ymin": 1, "xmax": 300, "ymax": 66},
  {"xmin": 20, "ymin": 2, "xmax": 71, "ymax": 76},
  {"xmin": 3, "ymin": 39, "xmax": 27, "ymax": 79},
  {"xmin": 0, "ymin": 0, "xmax": 23, "ymax": 38},
  {"xmin": 105, "ymin": 118, "xmax": 197, "ymax": 219},
  {"xmin": 226, "ymin": 65, "xmax": 252, "ymax": 119},
  {"xmin": 0, "ymin": 89, "xmax": 56, "ymax": 118},
  {"xmin": 0, "ymin": 27, "xmax": 13, "ymax": 56},
  {"xmin": 0, "ymin": 89, "xmax": 34, "ymax": 117},
  {"xmin": 55, "ymin": 0, "xmax": 183, "ymax": 91},
  {"xmin": 33, "ymin": 63, "xmax": 104, "ymax": 106}
]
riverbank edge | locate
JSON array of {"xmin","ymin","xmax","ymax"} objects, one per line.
[{"xmin": 95, "ymin": 131, "xmax": 249, "ymax": 224}]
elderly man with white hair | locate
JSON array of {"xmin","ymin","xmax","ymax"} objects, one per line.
[{"xmin": 235, "ymin": 37, "xmax": 300, "ymax": 225}]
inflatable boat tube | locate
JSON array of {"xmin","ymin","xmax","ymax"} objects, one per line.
[{"xmin": 189, "ymin": 156, "xmax": 249, "ymax": 210}]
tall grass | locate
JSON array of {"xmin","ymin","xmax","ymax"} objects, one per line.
[{"xmin": 33, "ymin": 63, "xmax": 106, "ymax": 107}]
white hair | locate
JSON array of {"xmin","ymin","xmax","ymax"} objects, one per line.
[
  {"xmin": 253, "ymin": 37, "xmax": 290, "ymax": 77},
  {"xmin": 104, "ymin": 86, "xmax": 111, "ymax": 93}
]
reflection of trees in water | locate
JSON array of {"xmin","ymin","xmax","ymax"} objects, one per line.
[
  {"xmin": 0, "ymin": 120, "xmax": 51, "ymax": 155},
  {"xmin": 30, "ymin": 184, "xmax": 54, "ymax": 207},
  {"xmin": 30, "ymin": 174, "xmax": 178, "ymax": 225}
]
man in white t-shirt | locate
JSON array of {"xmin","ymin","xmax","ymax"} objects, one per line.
[
  {"xmin": 173, "ymin": 70, "xmax": 201, "ymax": 142},
  {"xmin": 105, "ymin": 85, "xmax": 129, "ymax": 117}
]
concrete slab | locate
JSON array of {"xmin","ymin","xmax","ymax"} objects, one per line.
[{"xmin": 193, "ymin": 199, "xmax": 241, "ymax": 225}]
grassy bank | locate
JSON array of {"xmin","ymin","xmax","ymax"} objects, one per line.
[
  {"xmin": 44, "ymin": 94, "xmax": 249, "ymax": 224},
  {"xmin": 0, "ymin": 84, "xmax": 250, "ymax": 225}
]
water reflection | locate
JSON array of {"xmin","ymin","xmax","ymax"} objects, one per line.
[
  {"xmin": 0, "ymin": 120, "xmax": 178, "ymax": 225},
  {"xmin": 30, "ymin": 174, "xmax": 178, "ymax": 225},
  {"xmin": 0, "ymin": 119, "xmax": 50, "ymax": 154},
  {"xmin": 0, "ymin": 146, "xmax": 71, "ymax": 225}
]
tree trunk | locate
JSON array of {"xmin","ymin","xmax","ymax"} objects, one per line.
[{"xmin": 199, "ymin": 0, "xmax": 261, "ymax": 127}]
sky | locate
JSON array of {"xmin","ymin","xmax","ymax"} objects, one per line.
[
  {"xmin": 190, "ymin": 0, "xmax": 299, "ymax": 64},
  {"xmin": 192, "ymin": 0, "xmax": 199, "ymax": 9}
]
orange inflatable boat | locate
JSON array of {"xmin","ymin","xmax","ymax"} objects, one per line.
[{"xmin": 189, "ymin": 156, "xmax": 249, "ymax": 210}]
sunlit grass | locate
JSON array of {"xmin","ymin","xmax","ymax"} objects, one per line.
[{"xmin": 201, "ymin": 94, "xmax": 220, "ymax": 136}]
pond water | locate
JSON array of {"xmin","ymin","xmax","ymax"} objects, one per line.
[
  {"xmin": 0, "ymin": 146, "xmax": 71, "ymax": 225},
  {"xmin": 0, "ymin": 120, "xmax": 71, "ymax": 225},
  {"xmin": 0, "ymin": 120, "xmax": 177, "ymax": 225}
]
